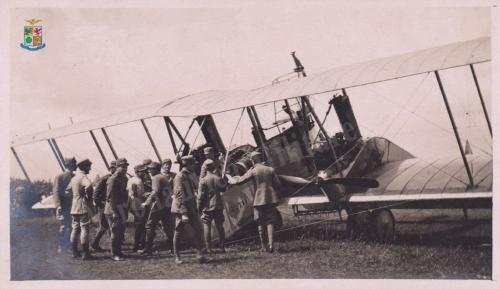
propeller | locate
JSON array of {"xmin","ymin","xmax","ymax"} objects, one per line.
[{"xmin": 279, "ymin": 175, "xmax": 379, "ymax": 188}]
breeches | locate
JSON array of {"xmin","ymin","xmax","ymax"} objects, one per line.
[{"xmin": 70, "ymin": 213, "xmax": 90, "ymax": 245}]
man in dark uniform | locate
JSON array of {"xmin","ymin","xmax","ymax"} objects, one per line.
[
  {"xmin": 199, "ymin": 147, "xmax": 220, "ymax": 179},
  {"xmin": 52, "ymin": 157, "xmax": 77, "ymax": 254},
  {"xmin": 160, "ymin": 158, "xmax": 176, "ymax": 252},
  {"xmin": 68, "ymin": 159, "xmax": 94, "ymax": 260},
  {"xmin": 142, "ymin": 158, "xmax": 153, "ymax": 192},
  {"xmin": 171, "ymin": 155, "xmax": 207, "ymax": 264},
  {"xmin": 105, "ymin": 158, "xmax": 129, "ymax": 261},
  {"xmin": 229, "ymin": 151, "xmax": 281, "ymax": 253},
  {"xmin": 140, "ymin": 161, "xmax": 171, "ymax": 256},
  {"xmin": 198, "ymin": 159, "xmax": 227, "ymax": 253},
  {"xmin": 90, "ymin": 160, "xmax": 117, "ymax": 252}
]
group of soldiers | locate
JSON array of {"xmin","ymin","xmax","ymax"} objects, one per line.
[{"xmin": 52, "ymin": 147, "xmax": 282, "ymax": 264}]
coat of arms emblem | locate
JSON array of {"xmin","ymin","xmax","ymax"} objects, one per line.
[{"xmin": 20, "ymin": 19, "xmax": 46, "ymax": 51}]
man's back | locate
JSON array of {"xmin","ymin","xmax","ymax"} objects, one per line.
[
  {"xmin": 53, "ymin": 170, "xmax": 74, "ymax": 210},
  {"xmin": 252, "ymin": 164, "xmax": 281, "ymax": 207}
]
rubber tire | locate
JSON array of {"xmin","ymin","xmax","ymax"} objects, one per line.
[
  {"xmin": 346, "ymin": 209, "xmax": 370, "ymax": 240},
  {"xmin": 369, "ymin": 209, "xmax": 395, "ymax": 243}
]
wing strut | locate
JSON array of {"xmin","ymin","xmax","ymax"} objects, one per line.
[
  {"xmin": 434, "ymin": 70, "xmax": 474, "ymax": 188},
  {"xmin": 47, "ymin": 139, "xmax": 64, "ymax": 172},
  {"xmin": 89, "ymin": 130, "xmax": 110, "ymax": 171},
  {"xmin": 303, "ymin": 96, "xmax": 344, "ymax": 177},
  {"xmin": 164, "ymin": 117, "xmax": 179, "ymax": 154},
  {"xmin": 469, "ymin": 64, "xmax": 492, "ymax": 137},
  {"xmin": 51, "ymin": 138, "xmax": 65, "ymax": 165},
  {"xmin": 140, "ymin": 119, "xmax": 162, "ymax": 162},
  {"xmin": 10, "ymin": 147, "xmax": 31, "ymax": 183},
  {"xmin": 101, "ymin": 128, "xmax": 119, "ymax": 160}
]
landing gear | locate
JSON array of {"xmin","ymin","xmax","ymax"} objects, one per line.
[
  {"xmin": 346, "ymin": 208, "xmax": 395, "ymax": 242},
  {"xmin": 346, "ymin": 209, "xmax": 370, "ymax": 239},
  {"xmin": 369, "ymin": 209, "xmax": 395, "ymax": 242}
]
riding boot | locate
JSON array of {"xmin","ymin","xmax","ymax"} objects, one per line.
[
  {"xmin": 81, "ymin": 244, "xmax": 93, "ymax": 260},
  {"xmin": 258, "ymin": 225, "xmax": 267, "ymax": 252},
  {"xmin": 71, "ymin": 240, "xmax": 81, "ymax": 258},
  {"xmin": 267, "ymin": 224, "xmax": 275, "ymax": 253},
  {"xmin": 91, "ymin": 231, "xmax": 105, "ymax": 252}
]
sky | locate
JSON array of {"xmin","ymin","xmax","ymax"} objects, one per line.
[{"xmin": 8, "ymin": 4, "xmax": 493, "ymax": 181}]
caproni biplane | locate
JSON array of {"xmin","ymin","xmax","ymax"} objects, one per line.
[{"xmin": 12, "ymin": 37, "xmax": 492, "ymax": 242}]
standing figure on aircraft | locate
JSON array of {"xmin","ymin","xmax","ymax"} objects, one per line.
[
  {"xmin": 198, "ymin": 159, "xmax": 227, "ymax": 253},
  {"xmin": 52, "ymin": 157, "xmax": 77, "ymax": 254},
  {"xmin": 229, "ymin": 151, "xmax": 282, "ymax": 253}
]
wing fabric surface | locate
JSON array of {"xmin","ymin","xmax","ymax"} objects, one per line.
[
  {"xmin": 12, "ymin": 37, "xmax": 490, "ymax": 146},
  {"xmin": 348, "ymin": 155, "xmax": 492, "ymax": 203}
]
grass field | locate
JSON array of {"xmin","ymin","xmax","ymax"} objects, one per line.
[{"xmin": 10, "ymin": 207, "xmax": 491, "ymax": 280}]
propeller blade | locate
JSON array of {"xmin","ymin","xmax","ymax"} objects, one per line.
[
  {"xmin": 321, "ymin": 177, "xmax": 379, "ymax": 188},
  {"xmin": 279, "ymin": 175, "xmax": 379, "ymax": 188},
  {"xmin": 279, "ymin": 175, "xmax": 312, "ymax": 185}
]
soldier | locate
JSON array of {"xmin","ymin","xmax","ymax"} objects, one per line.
[
  {"xmin": 52, "ymin": 157, "xmax": 77, "ymax": 254},
  {"xmin": 160, "ymin": 158, "xmax": 176, "ymax": 252},
  {"xmin": 140, "ymin": 161, "xmax": 171, "ymax": 256},
  {"xmin": 128, "ymin": 164, "xmax": 148, "ymax": 252},
  {"xmin": 90, "ymin": 160, "xmax": 117, "ymax": 252},
  {"xmin": 198, "ymin": 159, "xmax": 227, "ymax": 253},
  {"xmin": 142, "ymin": 158, "xmax": 153, "ymax": 192},
  {"xmin": 171, "ymin": 155, "xmax": 208, "ymax": 264},
  {"xmin": 200, "ymin": 147, "xmax": 220, "ymax": 179},
  {"xmin": 229, "ymin": 151, "xmax": 281, "ymax": 253},
  {"xmin": 105, "ymin": 158, "xmax": 129, "ymax": 261},
  {"xmin": 68, "ymin": 159, "xmax": 94, "ymax": 260}
]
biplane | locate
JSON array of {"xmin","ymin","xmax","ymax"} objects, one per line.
[{"xmin": 11, "ymin": 37, "xmax": 492, "ymax": 242}]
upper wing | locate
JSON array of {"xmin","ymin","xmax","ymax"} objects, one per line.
[{"xmin": 12, "ymin": 37, "xmax": 490, "ymax": 147}]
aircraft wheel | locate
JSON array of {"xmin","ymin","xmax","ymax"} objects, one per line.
[
  {"xmin": 346, "ymin": 209, "xmax": 370, "ymax": 239},
  {"xmin": 369, "ymin": 209, "xmax": 395, "ymax": 242}
]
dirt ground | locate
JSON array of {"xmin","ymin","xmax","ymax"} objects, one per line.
[{"xmin": 10, "ymin": 208, "xmax": 492, "ymax": 280}]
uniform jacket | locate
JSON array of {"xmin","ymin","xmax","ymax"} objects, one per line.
[
  {"xmin": 199, "ymin": 158, "xmax": 221, "ymax": 179},
  {"xmin": 68, "ymin": 170, "xmax": 94, "ymax": 215},
  {"xmin": 127, "ymin": 175, "xmax": 145, "ymax": 212},
  {"xmin": 171, "ymin": 167, "xmax": 198, "ymax": 214},
  {"xmin": 198, "ymin": 171, "xmax": 226, "ymax": 212},
  {"xmin": 145, "ymin": 173, "xmax": 171, "ymax": 211},
  {"xmin": 93, "ymin": 173, "xmax": 111, "ymax": 208},
  {"xmin": 231, "ymin": 163, "xmax": 281, "ymax": 207},
  {"xmin": 162, "ymin": 171, "xmax": 176, "ymax": 194},
  {"xmin": 104, "ymin": 172, "xmax": 129, "ymax": 215},
  {"xmin": 52, "ymin": 170, "xmax": 74, "ymax": 211}
]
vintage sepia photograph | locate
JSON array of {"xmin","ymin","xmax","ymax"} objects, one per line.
[{"xmin": 3, "ymin": 1, "xmax": 497, "ymax": 286}]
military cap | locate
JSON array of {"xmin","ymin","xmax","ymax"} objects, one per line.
[
  {"xmin": 203, "ymin": 147, "xmax": 215, "ymax": 155},
  {"xmin": 204, "ymin": 159, "xmax": 215, "ymax": 170},
  {"xmin": 142, "ymin": 159, "xmax": 152, "ymax": 165},
  {"xmin": 162, "ymin": 158, "xmax": 172, "ymax": 164},
  {"xmin": 77, "ymin": 158, "xmax": 92, "ymax": 168},
  {"xmin": 180, "ymin": 155, "xmax": 195, "ymax": 164},
  {"xmin": 109, "ymin": 160, "xmax": 117, "ymax": 169},
  {"xmin": 134, "ymin": 164, "xmax": 147, "ymax": 172},
  {"xmin": 147, "ymin": 161, "xmax": 161, "ymax": 170},
  {"xmin": 63, "ymin": 157, "xmax": 76, "ymax": 167},
  {"xmin": 116, "ymin": 158, "xmax": 129, "ymax": 167}
]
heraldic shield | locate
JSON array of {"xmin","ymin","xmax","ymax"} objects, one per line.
[{"xmin": 20, "ymin": 19, "xmax": 46, "ymax": 51}]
